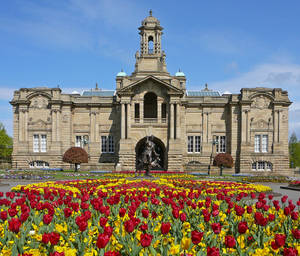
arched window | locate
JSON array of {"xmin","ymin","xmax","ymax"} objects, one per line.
[
  {"xmin": 144, "ymin": 92, "xmax": 157, "ymax": 120},
  {"xmin": 251, "ymin": 161, "xmax": 272, "ymax": 171},
  {"xmin": 148, "ymin": 36, "xmax": 154, "ymax": 54},
  {"xmin": 29, "ymin": 161, "xmax": 49, "ymax": 168}
]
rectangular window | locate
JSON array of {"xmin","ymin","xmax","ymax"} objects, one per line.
[
  {"xmin": 254, "ymin": 135, "xmax": 261, "ymax": 153},
  {"xmin": 252, "ymin": 162, "xmax": 257, "ymax": 170},
  {"xmin": 108, "ymin": 136, "xmax": 114, "ymax": 153},
  {"xmin": 40, "ymin": 135, "xmax": 47, "ymax": 152},
  {"xmin": 254, "ymin": 135, "xmax": 268, "ymax": 153},
  {"xmin": 33, "ymin": 134, "xmax": 39, "ymax": 152},
  {"xmin": 76, "ymin": 136, "xmax": 83, "ymax": 147},
  {"xmin": 262, "ymin": 135, "xmax": 268, "ymax": 153},
  {"xmin": 195, "ymin": 136, "xmax": 201, "ymax": 153},
  {"xmin": 135, "ymin": 103, "xmax": 140, "ymax": 119},
  {"xmin": 187, "ymin": 136, "xmax": 194, "ymax": 153},
  {"xmin": 161, "ymin": 103, "xmax": 167, "ymax": 119},
  {"xmin": 216, "ymin": 136, "xmax": 226, "ymax": 153},
  {"xmin": 101, "ymin": 136, "xmax": 107, "ymax": 153}
]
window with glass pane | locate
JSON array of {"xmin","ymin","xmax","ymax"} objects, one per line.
[
  {"xmin": 266, "ymin": 162, "xmax": 272, "ymax": 170},
  {"xmin": 262, "ymin": 135, "xmax": 268, "ymax": 153},
  {"xmin": 187, "ymin": 136, "xmax": 193, "ymax": 153},
  {"xmin": 40, "ymin": 135, "xmax": 47, "ymax": 152},
  {"xmin": 254, "ymin": 135, "xmax": 260, "ymax": 152},
  {"xmin": 252, "ymin": 162, "xmax": 257, "ymax": 170},
  {"xmin": 36, "ymin": 161, "xmax": 43, "ymax": 167},
  {"xmin": 258, "ymin": 161, "xmax": 265, "ymax": 170},
  {"xmin": 33, "ymin": 135, "xmax": 39, "ymax": 152},
  {"xmin": 216, "ymin": 136, "xmax": 226, "ymax": 153},
  {"xmin": 108, "ymin": 136, "xmax": 114, "ymax": 153},
  {"xmin": 195, "ymin": 136, "xmax": 201, "ymax": 153},
  {"xmin": 76, "ymin": 136, "xmax": 82, "ymax": 147},
  {"xmin": 101, "ymin": 136, "xmax": 107, "ymax": 153},
  {"xmin": 135, "ymin": 103, "xmax": 140, "ymax": 119},
  {"xmin": 161, "ymin": 103, "xmax": 167, "ymax": 118}
]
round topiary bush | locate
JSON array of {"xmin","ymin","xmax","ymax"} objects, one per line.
[
  {"xmin": 63, "ymin": 147, "xmax": 88, "ymax": 171},
  {"xmin": 213, "ymin": 153, "xmax": 234, "ymax": 168}
]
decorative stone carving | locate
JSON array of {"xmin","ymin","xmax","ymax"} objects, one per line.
[
  {"xmin": 62, "ymin": 115, "xmax": 68, "ymax": 123},
  {"xmin": 251, "ymin": 95, "xmax": 271, "ymax": 109},
  {"xmin": 30, "ymin": 96, "xmax": 48, "ymax": 109}
]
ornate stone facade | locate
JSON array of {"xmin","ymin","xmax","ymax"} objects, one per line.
[{"xmin": 10, "ymin": 12, "xmax": 292, "ymax": 174}]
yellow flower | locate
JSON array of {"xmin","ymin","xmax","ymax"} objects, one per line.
[
  {"xmin": 181, "ymin": 237, "xmax": 191, "ymax": 250},
  {"xmin": 169, "ymin": 244, "xmax": 180, "ymax": 254}
]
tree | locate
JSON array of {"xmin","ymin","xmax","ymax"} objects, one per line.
[
  {"xmin": 213, "ymin": 153, "xmax": 234, "ymax": 168},
  {"xmin": 63, "ymin": 147, "xmax": 88, "ymax": 171},
  {"xmin": 0, "ymin": 122, "xmax": 13, "ymax": 162},
  {"xmin": 289, "ymin": 132, "xmax": 300, "ymax": 168}
]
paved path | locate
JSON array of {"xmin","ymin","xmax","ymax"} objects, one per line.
[{"xmin": 0, "ymin": 180, "xmax": 299, "ymax": 203}]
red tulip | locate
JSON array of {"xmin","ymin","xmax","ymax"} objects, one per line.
[
  {"xmin": 140, "ymin": 233, "xmax": 153, "ymax": 247},
  {"xmin": 191, "ymin": 230, "xmax": 203, "ymax": 244},
  {"xmin": 161, "ymin": 222, "xmax": 171, "ymax": 234},
  {"xmin": 96, "ymin": 233, "xmax": 110, "ymax": 249},
  {"xmin": 225, "ymin": 235, "xmax": 236, "ymax": 248}
]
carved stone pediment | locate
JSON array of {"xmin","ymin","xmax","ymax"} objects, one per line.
[
  {"xmin": 251, "ymin": 119, "xmax": 269, "ymax": 129},
  {"xmin": 30, "ymin": 96, "xmax": 49, "ymax": 109},
  {"xmin": 251, "ymin": 95, "xmax": 271, "ymax": 109}
]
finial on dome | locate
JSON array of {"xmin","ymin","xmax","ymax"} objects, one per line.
[
  {"xmin": 95, "ymin": 82, "xmax": 98, "ymax": 90},
  {"xmin": 204, "ymin": 83, "xmax": 209, "ymax": 91},
  {"xmin": 149, "ymin": 9, "xmax": 152, "ymax": 16}
]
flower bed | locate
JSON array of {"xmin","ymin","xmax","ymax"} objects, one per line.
[{"xmin": 0, "ymin": 179, "xmax": 298, "ymax": 255}]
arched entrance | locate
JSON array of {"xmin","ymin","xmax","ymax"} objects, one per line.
[{"xmin": 135, "ymin": 136, "xmax": 167, "ymax": 171}]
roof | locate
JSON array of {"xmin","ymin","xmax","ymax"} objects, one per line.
[
  {"xmin": 82, "ymin": 90, "xmax": 115, "ymax": 97},
  {"xmin": 187, "ymin": 91, "xmax": 220, "ymax": 97}
]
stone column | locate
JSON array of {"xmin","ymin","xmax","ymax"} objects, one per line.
[
  {"xmin": 273, "ymin": 109, "xmax": 278, "ymax": 144},
  {"xmin": 18, "ymin": 110, "xmax": 24, "ymax": 141},
  {"xmin": 176, "ymin": 104, "xmax": 181, "ymax": 139},
  {"xmin": 170, "ymin": 103, "xmax": 174, "ymax": 139},
  {"xmin": 245, "ymin": 110, "xmax": 249, "ymax": 143},
  {"xmin": 24, "ymin": 110, "xmax": 28, "ymax": 142},
  {"xmin": 278, "ymin": 110, "xmax": 281, "ymax": 143},
  {"xmin": 241, "ymin": 109, "xmax": 247, "ymax": 143},
  {"xmin": 157, "ymin": 101, "xmax": 161, "ymax": 123},
  {"xmin": 121, "ymin": 103, "xmax": 125, "ymax": 139},
  {"xmin": 52, "ymin": 110, "xmax": 57, "ymax": 142},
  {"xmin": 89, "ymin": 111, "xmax": 94, "ymax": 142},
  {"xmin": 202, "ymin": 111, "xmax": 208, "ymax": 143},
  {"xmin": 56, "ymin": 110, "xmax": 61, "ymax": 142},
  {"xmin": 140, "ymin": 101, "xmax": 144, "ymax": 124},
  {"xmin": 127, "ymin": 103, "xmax": 131, "ymax": 138},
  {"xmin": 207, "ymin": 112, "xmax": 211, "ymax": 143}
]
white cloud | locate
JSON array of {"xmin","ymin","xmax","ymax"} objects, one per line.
[{"xmin": 210, "ymin": 62, "xmax": 300, "ymax": 93}]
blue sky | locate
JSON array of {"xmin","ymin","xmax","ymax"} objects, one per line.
[{"xmin": 1, "ymin": 0, "xmax": 300, "ymax": 138}]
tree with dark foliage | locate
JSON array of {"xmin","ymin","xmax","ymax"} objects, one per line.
[
  {"xmin": 63, "ymin": 147, "xmax": 88, "ymax": 171},
  {"xmin": 213, "ymin": 153, "xmax": 234, "ymax": 175}
]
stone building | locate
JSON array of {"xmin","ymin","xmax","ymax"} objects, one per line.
[{"xmin": 10, "ymin": 12, "xmax": 292, "ymax": 174}]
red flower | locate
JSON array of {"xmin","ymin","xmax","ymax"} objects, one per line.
[
  {"xmin": 284, "ymin": 207, "xmax": 291, "ymax": 216},
  {"xmin": 78, "ymin": 220, "xmax": 88, "ymax": 231},
  {"xmin": 191, "ymin": 230, "xmax": 204, "ymax": 245},
  {"xmin": 104, "ymin": 226, "xmax": 113, "ymax": 237},
  {"xmin": 124, "ymin": 220, "xmax": 135, "ymax": 233},
  {"xmin": 0, "ymin": 211, "xmax": 8, "ymax": 221},
  {"xmin": 172, "ymin": 208, "xmax": 179, "ymax": 219},
  {"xmin": 64, "ymin": 208, "xmax": 72, "ymax": 218},
  {"xmin": 238, "ymin": 221, "xmax": 248, "ymax": 234},
  {"xmin": 96, "ymin": 233, "xmax": 110, "ymax": 249},
  {"xmin": 207, "ymin": 246, "xmax": 220, "ymax": 256},
  {"xmin": 50, "ymin": 232, "xmax": 60, "ymax": 245},
  {"xmin": 268, "ymin": 214, "xmax": 275, "ymax": 222},
  {"xmin": 141, "ymin": 208, "xmax": 149, "ymax": 218},
  {"xmin": 152, "ymin": 211, "xmax": 158, "ymax": 219},
  {"xmin": 43, "ymin": 214, "xmax": 53, "ymax": 225},
  {"xmin": 100, "ymin": 217, "xmax": 108, "ymax": 227},
  {"xmin": 8, "ymin": 208, "xmax": 17, "ymax": 217},
  {"xmin": 139, "ymin": 223, "xmax": 148, "ymax": 231},
  {"xmin": 292, "ymin": 229, "xmax": 300, "ymax": 239},
  {"xmin": 140, "ymin": 233, "xmax": 153, "ymax": 247},
  {"xmin": 225, "ymin": 235, "xmax": 236, "ymax": 248},
  {"xmin": 49, "ymin": 252, "xmax": 64, "ymax": 256},
  {"xmin": 20, "ymin": 212, "xmax": 29, "ymax": 223},
  {"xmin": 42, "ymin": 233, "xmax": 50, "ymax": 244},
  {"xmin": 180, "ymin": 212, "xmax": 187, "ymax": 222},
  {"xmin": 211, "ymin": 223, "xmax": 221, "ymax": 234},
  {"xmin": 8, "ymin": 218, "xmax": 21, "ymax": 233},
  {"xmin": 104, "ymin": 252, "xmax": 121, "ymax": 256},
  {"xmin": 291, "ymin": 212, "xmax": 299, "ymax": 220},
  {"xmin": 283, "ymin": 247, "xmax": 298, "ymax": 256},
  {"xmin": 161, "ymin": 222, "xmax": 171, "ymax": 235},
  {"xmin": 119, "ymin": 208, "xmax": 126, "ymax": 217},
  {"xmin": 274, "ymin": 234, "xmax": 286, "ymax": 247}
]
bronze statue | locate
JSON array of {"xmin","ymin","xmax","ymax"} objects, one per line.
[{"xmin": 136, "ymin": 135, "xmax": 161, "ymax": 176}]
